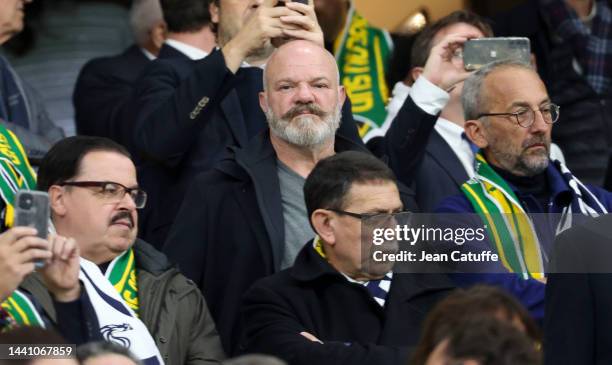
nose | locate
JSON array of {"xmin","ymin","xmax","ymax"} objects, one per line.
[
  {"xmin": 529, "ymin": 109, "xmax": 549, "ymax": 134},
  {"xmin": 118, "ymin": 191, "xmax": 138, "ymax": 211},
  {"xmin": 295, "ymin": 83, "xmax": 316, "ymax": 104}
]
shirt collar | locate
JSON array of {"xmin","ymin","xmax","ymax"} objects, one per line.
[
  {"xmin": 165, "ymin": 39, "xmax": 209, "ymax": 60},
  {"xmin": 140, "ymin": 48, "xmax": 156, "ymax": 61}
]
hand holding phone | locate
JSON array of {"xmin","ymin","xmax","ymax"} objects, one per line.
[
  {"xmin": 463, "ymin": 37, "xmax": 531, "ymax": 71},
  {"xmin": 14, "ymin": 190, "xmax": 50, "ymax": 267}
]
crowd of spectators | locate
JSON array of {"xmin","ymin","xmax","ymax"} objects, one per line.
[{"xmin": 1, "ymin": 0, "xmax": 612, "ymax": 365}]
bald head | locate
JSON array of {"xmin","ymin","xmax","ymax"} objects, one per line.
[
  {"xmin": 259, "ymin": 40, "xmax": 345, "ymax": 149},
  {"xmin": 263, "ymin": 40, "xmax": 340, "ymax": 92}
]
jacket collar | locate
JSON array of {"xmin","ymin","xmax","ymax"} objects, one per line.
[
  {"xmin": 290, "ymin": 240, "xmax": 455, "ymax": 302},
  {"xmin": 133, "ymin": 239, "xmax": 175, "ymax": 276}
]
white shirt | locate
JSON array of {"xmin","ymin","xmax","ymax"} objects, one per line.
[
  {"xmin": 434, "ymin": 117, "xmax": 476, "ymax": 178},
  {"xmin": 164, "ymin": 39, "xmax": 209, "ymax": 60},
  {"xmin": 140, "ymin": 48, "xmax": 156, "ymax": 61}
]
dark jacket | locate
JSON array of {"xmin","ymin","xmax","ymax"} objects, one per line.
[
  {"xmin": 435, "ymin": 162, "xmax": 612, "ymax": 321},
  {"xmin": 545, "ymin": 214, "xmax": 612, "ymax": 365},
  {"xmin": 73, "ymin": 44, "xmax": 150, "ymax": 143},
  {"xmin": 131, "ymin": 45, "xmax": 363, "ymax": 248},
  {"xmin": 239, "ymin": 241, "xmax": 455, "ymax": 365},
  {"xmin": 23, "ymin": 240, "xmax": 225, "ymax": 365},
  {"xmin": 413, "ymin": 130, "xmax": 469, "ymax": 212},
  {"xmin": 368, "ymin": 95, "xmax": 439, "ymax": 188},
  {"xmin": 493, "ymin": 0, "xmax": 612, "ymax": 185},
  {"xmin": 163, "ymin": 130, "xmax": 419, "ymax": 354}
]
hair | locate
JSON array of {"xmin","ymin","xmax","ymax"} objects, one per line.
[
  {"xmin": 221, "ymin": 355, "xmax": 287, "ymax": 365},
  {"xmin": 77, "ymin": 341, "xmax": 142, "ymax": 365},
  {"xmin": 160, "ymin": 0, "xmax": 212, "ymax": 33},
  {"xmin": 37, "ymin": 136, "xmax": 131, "ymax": 192},
  {"xmin": 410, "ymin": 10, "xmax": 493, "ymax": 69},
  {"xmin": 0, "ymin": 327, "xmax": 69, "ymax": 365},
  {"xmin": 409, "ymin": 285, "xmax": 541, "ymax": 365},
  {"xmin": 303, "ymin": 151, "xmax": 397, "ymax": 222},
  {"xmin": 461, "ymin": 60, "xmax": 535, "ymax": 121},
  {"xmin": 427, "ymin": 317, "xmax": 541, "ymax": 365},
  {"xmin": 130, "ymin": 0, "xmax": 163, "ymax": 46}
]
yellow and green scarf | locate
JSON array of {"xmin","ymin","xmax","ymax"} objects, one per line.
[
  {"xmin": 0, "ymin": 124, "xmax": 36, "ymax": 227},
  {"xmin": 461, "ymin": 153, "xmax": 545, "ymax": 281},
  {"xmin": 106, "ymin": 248, "xmax": 139, "ymax": 315},
  {"xmin": 334, "ymin": 3, "xmax": 392, "ymax": 140},
  {"xmin": 1, "ymin": 290, "xmax": 45, "ymax": 331}
]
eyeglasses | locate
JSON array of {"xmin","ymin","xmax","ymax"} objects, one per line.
[
  {"xmin": 477, "ymin": 103, "xmax": 560, "ymax": 128},
  {"xmin": 327, "ymin": 208, "xmax": 410, "ymax": 224},
  {"xmin": 58, "ymin": 181, "xmax": 147, "ymax": 209}
]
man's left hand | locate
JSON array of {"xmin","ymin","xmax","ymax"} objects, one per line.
[{"xmin": 40, "ymin": 235, "xmax": 81, "ymax": 303}]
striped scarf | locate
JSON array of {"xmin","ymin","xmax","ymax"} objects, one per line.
[{"xmin": 461, "ymin": 153, "xmax": 607, "ymax": 280}]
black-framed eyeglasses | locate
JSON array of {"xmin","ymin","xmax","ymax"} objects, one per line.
[
  {"xmin": 58, "ymin": 181, "xmax": 147, "ymax": 209},
  {"xmin": 327, "ymin": 208, "xmax": 410, "ymax": 223},
  {"xmin": 477, "ymin": 103, "xmax": 560, "ymax": 128}
]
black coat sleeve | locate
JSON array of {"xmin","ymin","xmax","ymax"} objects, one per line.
[
  {"xmin": 370, "ymin": 96, "xmax": 438, "ymax": 187},
  {"xmin": 239, "ymin": 284, "xmax": 408, "ymax": 365},
  {"xmin": 73, "ymin": 59, "xmax": 135, "ymax": 144},
  {"xmin": 132, "ymin": 50, "xmax": 238, "ymax": 167}
]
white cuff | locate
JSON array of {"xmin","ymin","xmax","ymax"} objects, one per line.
[{"xmin": 409, "ymin": 76, "xmax": 450, "ymax": 115}]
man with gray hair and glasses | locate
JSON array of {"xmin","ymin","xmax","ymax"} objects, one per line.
[{"xmin": 436, "ymin": 59, "xmax": 612, "ymax": 323}]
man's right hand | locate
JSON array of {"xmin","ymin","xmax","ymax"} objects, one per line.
[
  {"xmin": 421, "ymin": 31, "xmax": 482, "ymax": 92},
  {"xmin": 222, "ymin": 0, "xmax": 321, "ymax": 72},
  {"xmin": 0, "ymin": 227, "xmax": 51, "ymax": 302}
]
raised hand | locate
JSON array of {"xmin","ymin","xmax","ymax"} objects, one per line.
[
  {"xmin": 0, "ymin": 227, "xmax": 51, "ymax": 301},
  {"xmin": 40, "ymin": 235, "xmax": 81, "ymax": 302},
  {"xmin": 421, "ymin": 31, "xmax": 481, "ymax": 92}
]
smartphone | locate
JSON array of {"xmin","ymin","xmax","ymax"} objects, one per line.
[
  {"xmin": 463, "ymin": 37, "xmax": 531, "ymax": 71},
  {"xmin": 14, "ymin": 190, "xmax": 50, "ymax": 267},
  {"xmin": 276, "ymin": 0, "xmax": 308, "ymax": 6}
]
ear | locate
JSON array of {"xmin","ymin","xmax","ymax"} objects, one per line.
[
  {"xmin": 48, "ymin": 185, "xmax": 68, "ymax": 218},
  {"xmin": 464, "ymin": 119, "xmax": 489, "ymax": 149},
  {"xmin": 151, "ymin": 20, "xmax": 167, "ymax": 54},
  {"xmin": 258, "ymin": 91, "xmax": 269, "ymax": 114},
  {"xmin": 337, "ymin": 85, "xmax": 346, "ymax": 106},
  {"xmin": 410, "ymin": 67, "xmax": 423, "ymax": 84},
  {"xmin": 209, "ymin": 1, "xmax": 220, "ymax": 25},
  {"xmin": 311, "ymin": 209, "xmax": 336, "ymax": 247}
]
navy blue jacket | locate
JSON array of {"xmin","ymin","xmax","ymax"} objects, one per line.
[
  {"xmin": 545, "ymin": 214, "xmax": 612, "ymax": 365},
  {"xmin": 412, "ymin": 130, "xmax": 469, "ymax": 212},
  {"xmin": 73, "ymin": 44, "xmax": 150, "ymax": 144},
  {"xmin": 238, "ymin": 241, "xmax": 454, "ymax": 365},
  {"xmin": 435, "ymin": 162, "xmax": 612, "ymax": 320}
]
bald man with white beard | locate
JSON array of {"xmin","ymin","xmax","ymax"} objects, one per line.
[{"xmin": 164, "ymin": 40, "xmax": 420, "ymax": 354}]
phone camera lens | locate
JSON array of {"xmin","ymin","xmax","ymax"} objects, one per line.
[{"xmin": 19, "ymin": 194, "xmax": 33, "ymax": 209}]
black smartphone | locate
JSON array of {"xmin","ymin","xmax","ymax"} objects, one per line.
[
  {"xmin": 14, "ymin": 190, "xmax": 50, "ymax": 267},
  {"xmin": 463, "ymin": 37, "xmax": 531, "ymax": 71}
]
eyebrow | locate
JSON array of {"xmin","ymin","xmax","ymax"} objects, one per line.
[
  {"xmin": 509, "ymin": 98, "xmax": 551, "ymax": 109},
  {"xmin": 274, "ymin": 77, "xmax": 331, "ymax": 85}
]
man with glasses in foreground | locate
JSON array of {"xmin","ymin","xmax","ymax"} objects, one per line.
[
  {"xmin": 239, "ymin": 151, "xmax": 453, "ymax": 365},
  {"xmin": 33, "ymin": 136, "xmax": 225, "ymax": 365},
  {"xmin": 436, "ymin": 60, "xmax": 612, "ymax": 321}
]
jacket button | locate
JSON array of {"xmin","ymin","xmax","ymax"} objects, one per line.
[{"xmin": 159, "ymin": 337, "xmax": 167, "ymax": 343}]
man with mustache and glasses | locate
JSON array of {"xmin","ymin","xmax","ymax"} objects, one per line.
[
  {"xmin": 163, "ymin": 40, "xmax": 420, "ymax": 354},
  {"xmin": 33, "ymin": 136, "xmax": 225, "ymax": 365},
  {"xmin": 435, "ymin": 60, "xmax": 612, "ymax": 323}
]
